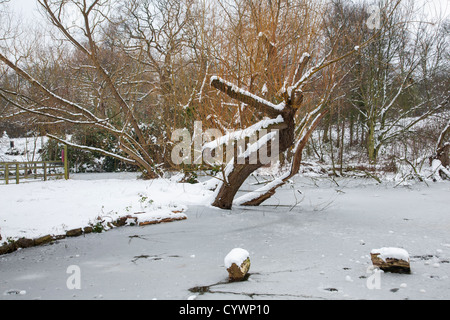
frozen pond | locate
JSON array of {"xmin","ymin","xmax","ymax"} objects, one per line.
[{"xmin": 1, "ymin": 174, "xmax": 450, "ymax": 300}]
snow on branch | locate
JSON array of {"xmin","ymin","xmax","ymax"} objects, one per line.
[
  {"xmin": 232, "ymin": 105, "xmax": 328, "ymax": 207},
  {"xmin": 379, "ymin": 68, "xmax": 419, "ymax": 120},
  {"xmin": 210, "ymin": 76, "xmax": 285, "ymax": 116},
  {"xmin": 291, "ymin": 52, "xmax": 311, "ymax": 87},
  {"xmin": 203, "ymin": 115, "xmax": 285, "ymax": 151},
  {"xmin": 379, "ymin": 96, "xmax": 449, "ymax": 146},
  {"xmin": 431, "ymin": 159, "xmax": 450, "ymax": 180},
  {"xmin": 0, "ymin": 93, "xmax": 101, "ymax": 125},
  {"xmin": 286, "ymin": 53, "xmax": 330, "ymax": 98},
  {"xmin": 233, "ymin": 172, "xmax": 289, "ymax": 206},
  {"xmin": 236, "ymin": 131, "xmax": 278, "ymax": 162}
]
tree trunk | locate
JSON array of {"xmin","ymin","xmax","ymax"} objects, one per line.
[
  {"xmin": 212, "ymin": 163, "xmax": 265, "ymax": 209},
  {"xmin": 435, "ymin": 120, "xmax": 450, "ymax": 168},
  {"xmin": 430, "ymin": 120, "xmax": 450, "ymax": 179},
  {"xmin": 367, "ymin": 121, "xmax": 377, "ymax": 163},
  {"xmin": 212, "ymin": 109, "xmax": 296, "ymax": 210},
  {"xmin": 233, "ymin": 110, "xmax": 328, "ymax": 207}
]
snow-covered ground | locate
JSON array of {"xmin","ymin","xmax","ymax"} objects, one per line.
[
  {"xmin": 1, "ymin": 172, "xmax": 449, "ymax": 300},
  {"xmin": 0, "ymin": 172, "xmax": 212, "ymax": 241},
  {"xmin": 0, "ymin": 133, "xmax": 48, "ymax": 163}
]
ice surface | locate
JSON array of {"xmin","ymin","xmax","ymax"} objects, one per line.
[{"xmin": 1, "ymin": 174, "xmax": 450, "ymax": 300}]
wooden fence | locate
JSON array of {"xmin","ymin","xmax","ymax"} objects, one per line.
[{"xmin": 0, "ymin": 146, "xmax": 69, "ymax": 185}]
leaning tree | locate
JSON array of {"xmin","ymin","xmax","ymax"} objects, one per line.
[{"xmin": 201, "ymin": 0, "xmax": 395, "ymax": 209}]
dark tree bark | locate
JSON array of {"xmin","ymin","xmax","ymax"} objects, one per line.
[
  {"xmin": 435, "ymin": 120, "xmax": 450, "ymax": 168},
  {"xmin": 210, "ymin": 106, "xmax": 296, "ymax": 209},
  {"xmin": 430, "ymin": 116, "xmax": 450, "ymax": 180}
]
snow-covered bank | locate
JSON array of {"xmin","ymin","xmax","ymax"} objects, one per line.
[{"xmin": 0, "ymin": 173, "xmax": 214, "ymax": 242}]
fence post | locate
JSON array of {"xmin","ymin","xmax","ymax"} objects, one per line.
[
  {"xmin": 5, "ymin": 164, "xmax": 9, "ymax": 185},
  {"xmin": 16, "ymin": 163, "xmax": 19, "ymax": 184},
  {"xmin": 43, "ymin": 162, "xmax": 47, "ymax": 181},
  {"xmin": 64, "ymin": 145, "xmax": 69, "ymax": 180}
]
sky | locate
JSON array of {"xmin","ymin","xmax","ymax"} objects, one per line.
[
  {"xmin": 7, "ymin": 0, "xmax": 41, "ymax": 20},
  {"xmin": 6, "ymin": 0, "xmax": 450, "ymax": 22},
  {"xmin": 2, "ymin": 0, "xmax": 449, "ymax": 42}
]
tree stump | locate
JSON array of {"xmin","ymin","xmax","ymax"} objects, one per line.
[
  {"xmin": 371, "ymin": 248, "xmax": 411, "ymax": 274},
  {"xmin": 225, "ymin": 248, "xmax": 251, "ymax": 281}
]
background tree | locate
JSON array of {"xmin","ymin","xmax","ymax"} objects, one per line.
[
  {"xmin": 0, "ymin": 0, "xmax": 192, "ymax": 178},
  {"xmin": 347, "ymin": 0, "xmax": 449, "ymax": 163}
]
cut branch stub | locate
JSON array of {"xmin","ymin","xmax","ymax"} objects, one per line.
[
  {"xmin": 227, "ymin": 258, "xmax": 251, "ymax": 282},
  {"xmin": 225, "ymin": 248, "xmax": 251, "ymax": 281}
]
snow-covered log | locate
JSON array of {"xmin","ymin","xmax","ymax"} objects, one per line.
[{"xmin": 370, "ymin": 248, "xmax": 411, "ymax": 274}]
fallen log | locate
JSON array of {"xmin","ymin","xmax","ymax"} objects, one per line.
[{"xmin": 371, "ymin": 247, "xmax": 411, "ymax": 274}]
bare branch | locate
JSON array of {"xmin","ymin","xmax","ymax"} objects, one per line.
[
  {"xmin": 210, "ymin": 76, "xmax": 285, "ymax": 117},
  {"xmin": 48, "ymin": 134, "xmax": 136, "ymax": 165}
]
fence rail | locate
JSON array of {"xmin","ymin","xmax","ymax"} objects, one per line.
[{"xmin": 0, "ymin": 146, "xmax": 69, "ymax": 185}]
